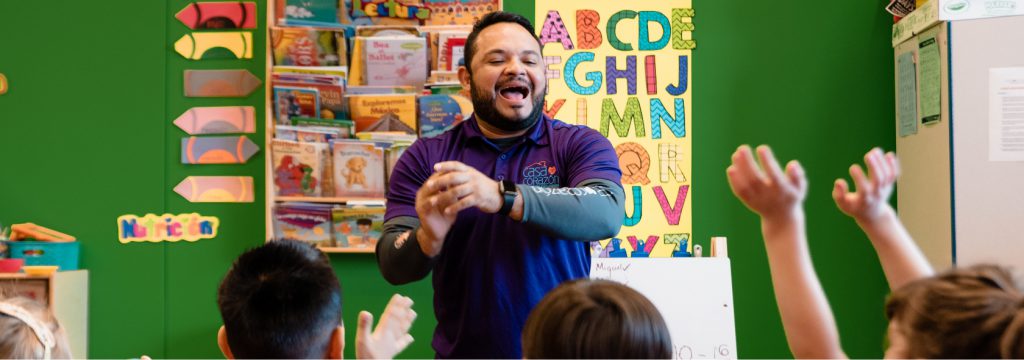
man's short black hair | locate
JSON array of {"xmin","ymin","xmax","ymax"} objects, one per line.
[
  {"xmin": 356, "ymin": 218, "xmax": 372, "ymax": 226},
  {"xmin": 464, "ymin": 11, "xmax": 542, "ymax": 73},
  {"xmin": 217, "ymin": 240, "xmax": 342, "ymax": 359}
]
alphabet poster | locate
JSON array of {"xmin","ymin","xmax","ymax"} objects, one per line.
[{"xmin": 537, "ymin": 0, "xmax": 694, "ymax": 257}]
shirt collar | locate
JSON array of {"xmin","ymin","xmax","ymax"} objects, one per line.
[{"xmin": 461, "ymin": 113, "xmax": 550, "ymax": 146}]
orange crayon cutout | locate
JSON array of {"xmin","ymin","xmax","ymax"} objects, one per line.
[
  {"xmin": 174, "ymin": 176, "xmax": 254, "ymax": 203},
  {"xmin": 184, "ymin": 69, "xmax": 262, "ymax": 97},
  {"xmin": 9, "ymin": 223, "xmax": 76, "ymax": 242}
]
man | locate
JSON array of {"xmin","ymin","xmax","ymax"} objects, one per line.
[
  {"xmin": 217, "ymin": 239, "xmax": 417, "ymax": 359},
  {"xmin": 376, "ymin": 12, "xmax": 625, "ymax": 358}
]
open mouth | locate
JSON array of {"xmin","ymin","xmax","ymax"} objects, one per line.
[{"xmin": 498, "ymin": 83, "xmax": 530, "ymax": 103}]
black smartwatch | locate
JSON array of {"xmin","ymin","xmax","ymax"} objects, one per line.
[{"xmin": 498, "ymin": 179, "xmax": 516, "ymax": 216}]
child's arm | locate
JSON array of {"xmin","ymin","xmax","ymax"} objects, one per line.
[
  {"xmin": 727, "ymin": 145, "xmax": 845, "ymax": 359},
  {"xmin": 832, "ymin": 148, "xmax": 933, "ymax": 290},
  {"xmin": 355, "ymin": 294, "xmax": 417, "ymax": 359}
]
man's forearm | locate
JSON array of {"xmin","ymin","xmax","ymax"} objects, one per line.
[
  {"xmin": 376, "ymin": 216, "xmax": 435, "ymax": 285},
  {"xmin": 517, "ymin": 178, "xmax": 625, "ymax": 241}
]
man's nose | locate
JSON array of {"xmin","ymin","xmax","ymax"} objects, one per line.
[{"xmin": 503, "ymin": 58, "xmax": 527, "ymax": 76}]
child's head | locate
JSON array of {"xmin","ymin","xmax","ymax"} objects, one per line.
[
  {"xmin": 0, "ymin": 296, "xmax": 72, "ymax": 359},
  {"xmin": 217, "ymin": 239, "xmax": 343, "ymax": 359},
  {"xmin": 522, "ymin": 279, "xmax": 672, "ymax": 359},
  {"xmin": 884, "ymin": 264, "xmax": 1024, "ymax": 358},
  {"xmin": 356, "ymin": 218, "xmax": 372, "ymax": 232}
]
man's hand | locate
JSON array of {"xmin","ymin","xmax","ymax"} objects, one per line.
[
  {"xmin": 428, "ymin": 161, "xmax": 504, "ymax": 215},
  {"xmin": 355, "ymin": 294, "xmax": 417, "ymax": 360},
  {"xmin": 726, "ymin": 145, "xmax": 808, "ymax": 223},
  {"xmin": 832, "ymin": 148, "xmax": 900, "ymax": 224},
  {"xmin": 414, "ymin": 170, "xmax": 459, "ymax": 257}
]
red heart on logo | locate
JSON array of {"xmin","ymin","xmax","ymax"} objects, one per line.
[{"xmin": 548, "ymin": 166, "xmax": 556, "ymax": 175}]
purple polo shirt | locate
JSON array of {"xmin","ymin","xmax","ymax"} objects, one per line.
[{"xmin": 385, "ymin": 114, "xmax": 622, "ymax": 358}]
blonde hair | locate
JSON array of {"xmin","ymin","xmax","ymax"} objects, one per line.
[
  {"xmin": 886, "ymin": 264, "xmax": 1024, "ymax": 358},
  {"xmin": 0, "ymin": 296, "xmax": 71, "ymax": 359}
]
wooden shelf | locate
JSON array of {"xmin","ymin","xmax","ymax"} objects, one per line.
[
  {"xmin": 0, "ymin": 273, "xmax": 50, "ymax": 280},
  {"xmin": 319, "ymin": 247, "xmax": 375, "ymax": 254},
  {"xmin": 275, "ymin": 196, "xmax": 386, "ymax": 204}
]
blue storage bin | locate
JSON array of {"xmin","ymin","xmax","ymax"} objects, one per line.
[{"xmin": 8, "ymin": 241, "xmax": 79, "ymax": 270}]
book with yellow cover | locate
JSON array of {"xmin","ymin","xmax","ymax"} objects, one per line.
[{"xmin": 348, "ymin": 93, "xmax": 417, "ymax": 133}]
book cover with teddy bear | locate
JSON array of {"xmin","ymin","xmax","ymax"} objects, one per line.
[{"xmin": 331, "ymin": 140, "xmax": 386, "ymax": 198}]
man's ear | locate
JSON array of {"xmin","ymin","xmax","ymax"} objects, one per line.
[
  {"xmin": 458, "ymin": 65, "xmax": 471, "ymax": 92},
  {"xmin": 327, "ymin": 325, "xmax": 345, "ymax": 359},
  {"xmin": 217, "ymin": 326, "xmax": 235, "ymax": 359}
]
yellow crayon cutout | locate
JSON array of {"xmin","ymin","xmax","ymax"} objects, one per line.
[{"xmin": 174, "ymin": 32, "xmax": 253, "ymax": 60}]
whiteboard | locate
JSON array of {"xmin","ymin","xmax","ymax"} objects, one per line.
[{"xmin": 591, "ymin": 257, "xmax": 737, "ymax": 360}]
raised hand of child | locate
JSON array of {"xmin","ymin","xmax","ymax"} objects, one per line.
[
  {"xmin": 727, "ymin": 145, "xmax": 807, "ymax": 222},
  {"xmin": 356, "ymin": 294, "xmax": 417, "ymax": 360},
  {"xmin": 832, "ymin": 148, "xmax": 900, "ymax": 223}
]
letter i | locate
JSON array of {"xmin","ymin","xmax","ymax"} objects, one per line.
[
  {"xmin": 577, "ymin": 98, "xmax": 588, "ymax": 126},
  {"xmin": 645, "ymin": 55, "xmax": 657, "ymax": 95}
]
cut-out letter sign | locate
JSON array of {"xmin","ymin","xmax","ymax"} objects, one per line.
[{"xmin": 118, "ymin": 213, "xmax": 219, "ymax": 243}]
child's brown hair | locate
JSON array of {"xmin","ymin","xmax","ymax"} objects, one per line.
[
  {"xmin": 886, "ymin": 264, "xmax": 1024, "ymax": 358},
  {"xmin": 522, "ymin": 278, "xmax": 672, "ymax": 359}
]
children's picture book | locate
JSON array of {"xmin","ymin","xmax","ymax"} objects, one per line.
[
  {"xmin": 273, "ymin": 202, "xmax": 335, "ymax": 247},
  {"xmin": 363, "ymin": 36, "xmax": 428, "ymax": 88},
  {"xmin": 275, "ymin": 0, "xmax": 343, "ymax": 27},
  {"xmin": 272, "ymin": 139, "xmax": 328, "ymax": 196},
  {"xmin": 271, "ymin": 27, "xmax": 347, "ymax": 66},
  {"xmin": 423, "ymin": 0, "xmax": 501, "ymax": 26},
  {"xmin": 356, "ymin": 25, "xmax": 420, "ymax": 37},
  {"xmin": 273, "ymin": 74, "xmax": 348, "ymax": 120},
  {"xmin": 346, "ymin": 85, "xmax": 418, "ymax": 95},
  {"xmin": 418, "ymin": 94, "xmax": 472, "ymax": 138},
  {"xmin": 332, "ymin": 140, "xmax": 386, "ymax": 198},
  {"xmin": 273, "ymin": 86, "xmax": 321, "ymax": 125},
  {"xmin": 331, "ymin": 206, "xmax": 385, "ymax": 248},
  {"xmin": 275, "ymin": 125, "xmax": 347, "ymax": 143},
  {"xmin": 437, "ymin": 31, "xmax": 468, "ymax": 71},
  {"xmin": 348, "ymin": 93, "xmax": 417, "ymax": 132}
]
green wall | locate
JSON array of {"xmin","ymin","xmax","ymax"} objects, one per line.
[{"xmin": 0, "ymin": 0, "xmax": 894, "ymax": 358}]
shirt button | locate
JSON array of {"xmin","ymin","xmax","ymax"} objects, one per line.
[
  {"xmin": 500, "ymin": 154, "xmax": 507, "ymax": 159},
  {"xmin": 497, "ymin": 175, "xmax": 504, "ymax": 180}
]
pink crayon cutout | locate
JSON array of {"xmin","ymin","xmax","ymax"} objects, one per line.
[
  {"xmin": 176, "ymin": 2, "xmax": 257, "ymax": 29},
  {"xmin": 174, "ymin": 106, "xmax": 256, "ymax": 135}
]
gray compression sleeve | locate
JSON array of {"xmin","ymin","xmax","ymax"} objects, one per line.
[
  {"xmin": 518, "ymin": 178, "xmax": 625, "ymax": 241},
  {"xmin": 376, "ymin": 216, "xmax": 434, "ymax": 285}
]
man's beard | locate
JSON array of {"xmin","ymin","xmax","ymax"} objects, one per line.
[{"xmin": 470, "ymin": 76, "xmax": 545, "ymax": 132}]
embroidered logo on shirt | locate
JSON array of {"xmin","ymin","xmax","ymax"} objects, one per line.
[
  {"xmin": 395, "ymin": 230, "xmax": 411, "ymax": 249},
  {"xmin": 522, "ymin": 161, "xmax": 559, "ymax": 187}
]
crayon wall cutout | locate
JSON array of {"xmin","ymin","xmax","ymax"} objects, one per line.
[
  {"xmin": 174, "ymin": 32, "xmax": 253, "ymax": 60},
  {"xmin": 176, "ymin": 2, "xmax": 258, "ymax": 29},
  {"xmin": 181, "ymin": 136, "xmax": 259, "ymax": 164},
  {"xmin": 184, "ymin": 69, "xmax": 262, "ymax": 97},
  {"xmin": 0, "ymin": 73, "xmax": 8, "ymax": 95},
  {"xmin": 174, "ymin": 176, "xmax": 254, "ymax": 202},
  {"xmin": 174, "ymin": 106, "xmax": 256, "ymax": 134}
]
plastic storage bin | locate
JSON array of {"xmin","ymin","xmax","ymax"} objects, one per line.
[{"xmin": 8, "ymin": 241, "xmax": 79, "ymax": 270}]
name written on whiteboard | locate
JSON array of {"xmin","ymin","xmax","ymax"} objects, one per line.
[
  {"xmin": 593, "ymin": 262, "xmax": 632, "ymax": 285},
  {"xmin": 675, "ymin": 344, "xmax": 732, "ymax": 360}
]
